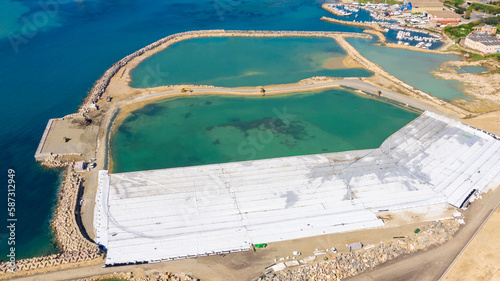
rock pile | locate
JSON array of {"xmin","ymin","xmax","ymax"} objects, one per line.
[
  {"xmin": 51, "ymin": 164, "xmax": 99, "ymax": 254},
  {"xmin": 42, "ymin": 154, "xmax": 72, "ymax": 168},
  {"xmin": 262, "ymin": 220, "xmax": 460, "ymax": 281},
  {"xmin": 75, "ymin": 272, "xmax": 196, "ymax": 281}
]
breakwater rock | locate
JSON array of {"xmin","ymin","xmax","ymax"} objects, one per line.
[
  {"xmin": 321, "ymin": 16, "xmax": 384, "ymax": 33},
  {"xmin": 42, "ymin": 154, "xmax": 74, "ymax": 168},
  {"xmin": 262, "ymin": 220, "xmax": 460, "ymax": 281}
]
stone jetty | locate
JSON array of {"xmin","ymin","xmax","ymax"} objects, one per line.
[
  {"xmin": 321, "ymin": 16, "xmax": 385, "ymax": 33},
  {"xmin": 261, "ymin": 220, "xmax": 460, "ymax": 281}
]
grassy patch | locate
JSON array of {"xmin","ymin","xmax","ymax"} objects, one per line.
[
  {"xmin": 468, "ymin": 3, "xmax": 500, "ymax": 15},
  {"xmin": 467, "ymin": 52, "xmax": 500, "ymax": 61},
  {"xmin": 444, "ymin": 21, "xmax": 480, "ymax": 40}
]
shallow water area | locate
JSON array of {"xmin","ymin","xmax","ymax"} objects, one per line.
[
  {"xmin": 347, "ymin": 37, "xmax": 469, "ymax": 101},
  {"xmin": 452, "ymin": 66, "xmax": 488, "ymax": 74},
  {"xmin": 111, "ymin": 89, "xmax": 418, "ymax": 173},
  {"xmin": 131, "ymin": 37, "xmax": 373, "ymax": 88}
]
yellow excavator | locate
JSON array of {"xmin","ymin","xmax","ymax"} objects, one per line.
[{"xmin": 181, "ymin": 88, "xmax": 193, "ymax": 93}]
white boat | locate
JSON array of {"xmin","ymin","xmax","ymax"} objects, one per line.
[
  {"xmin": 398, "ymin": 41, "xmax": 403, "ymax": 44},
  {"xmin": 404, "ymin": 42, "xmax": 410, "ymax": 45},
  {"xmin": 425, "ymin": 43, "xmax": 432, "ymax": 48},
  {"xmin": 416, "ymin": 42, "xmax": 424, "ymax": 48}
]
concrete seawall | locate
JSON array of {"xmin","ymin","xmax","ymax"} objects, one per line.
[{"xmin": 34, "ymin": 119, "xmax": 54, "ymax": 161}]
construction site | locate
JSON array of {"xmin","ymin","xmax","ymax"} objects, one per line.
[
  {"xmin": 95, "ymin": 111, "xmax": 500, "ymax": 267},
  {"xmin": 13, "ymin": 29, "xmax": 500, "ymax": 281}
]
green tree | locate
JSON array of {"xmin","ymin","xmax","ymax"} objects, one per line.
[
  {"xmin": 465, "ymin": 9, "xmax": 472, "ymax": 19},
  {"xmin": 484, "ymin": 16, "xmax": 500, "ymax": 25}
]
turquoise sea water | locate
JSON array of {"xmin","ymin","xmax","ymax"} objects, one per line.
[
  {"xmin": 0, "ymin": 0, "xmax": 466, "ymax": 260},
  {"xmin": 131, "ymin": 37, "xmax": 373, "ymax": 88},
  {"xmin": 112, "ymin": 90, "xmax": 418, "ymax": 173},
  {"xmin": 347, "ymin": 37, "xmax": 468, "ymax": 101}
]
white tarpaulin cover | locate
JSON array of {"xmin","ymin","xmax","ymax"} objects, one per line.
[{"xmin": 94, "ymin": 111, "xmax": 500, "ymax": 265}]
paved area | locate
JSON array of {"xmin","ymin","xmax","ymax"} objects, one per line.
[{"xmin": 41, "ymin": 117, "xmax": 99, "ymax": 160}]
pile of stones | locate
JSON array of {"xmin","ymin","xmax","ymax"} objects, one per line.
[{"xmin": 262, "ymin": 220, "xmax": 460, "ymax": 281}]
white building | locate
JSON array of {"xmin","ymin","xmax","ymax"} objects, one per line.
[{"xmin": 464, "ymin": 34, "xmax": 500, "ymax": 54}]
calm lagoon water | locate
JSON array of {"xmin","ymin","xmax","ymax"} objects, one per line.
[
  {"xmin": 453, "ymin": 66, "xmax": 488, "ymax": 74},
  {"xmin": 347, "ymin": 37, "xmax": 468, "ymax": 101},
  {"xmin": 131, "ymin": 37, "xmax": 373, "ymax": 88},
  {"xmin": 111, "ymin": 89, "xmax": 418, "ymax": 173}
]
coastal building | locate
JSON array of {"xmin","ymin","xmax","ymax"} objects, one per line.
[
  {"xmin": 428, "ymin": 10, "xmax": 461, "ymax": 26},
  {"xmin": 464, "ymin": 34, "xmax": 500, "ymax": 54},
  {"xmin": 473, "ymin": 25, "xmax": 497, "ymax": 35},
  {"xmin": 410, "ymin": 0, "xmax": 444, "ymax": 13}
]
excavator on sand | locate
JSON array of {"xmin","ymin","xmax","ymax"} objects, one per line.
[{"xmin": 181, "ymin": 88, "xmax": 193, "ymax": 93}]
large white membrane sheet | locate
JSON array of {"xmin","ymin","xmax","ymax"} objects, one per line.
[{"xmin": 95, "ymin": 111, "xmax": 500, "ymax": 265}]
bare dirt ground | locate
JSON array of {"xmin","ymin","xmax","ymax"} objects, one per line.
[
  {"xmin": 442, "ymin": 202, "xmax": 500, "ymax": 281},
  {"xmin": 345, "ymin": 185, "xmax": 500, "ymax": 281}
]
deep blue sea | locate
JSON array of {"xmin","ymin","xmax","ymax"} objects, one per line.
[{"xmin": 0, "ymin": 0, "xmax": 362, "ymax": 260}]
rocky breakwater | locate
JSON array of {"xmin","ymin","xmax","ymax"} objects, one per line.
[
  {"xmin": 0, "ymin": 163, "xmax": 101, "ymax": 277},
  {"xmin": 321, "ymin": 16, "xmax": 385, "ymax": 33},
  {"xmin": 262, "ymin": 220, "xmax": 460, "ymax": 281},
  {"xmin": 76, "ymin": 272, "xmax": 196, "ymax": 281}
]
